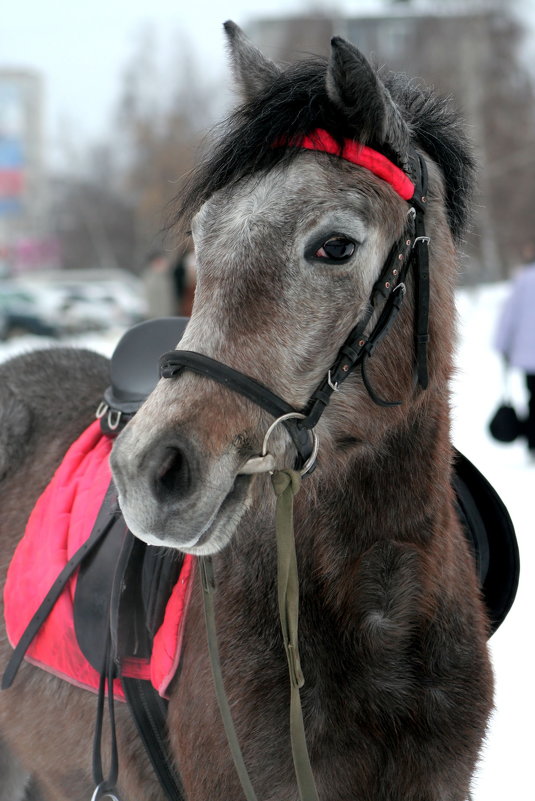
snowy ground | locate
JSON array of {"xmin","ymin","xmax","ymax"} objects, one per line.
[
  {"xmin": 0, "ymin": 283, "xmax": 531, "ymax": 799},
  {"xmin": 453, "ymin": 284, "xmax": 532, "ymax": 801}
]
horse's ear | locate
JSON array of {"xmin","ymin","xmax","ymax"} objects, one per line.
[
  {"xmin": 224, "ymin": 20, "xmax": 281, "ymax": 101},
  {"xmin": 326, "ymin": 37, "xmax": 410, "ymax": 167}
]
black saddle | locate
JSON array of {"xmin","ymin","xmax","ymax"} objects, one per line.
[{"xmin": 76, "ymin": 317, "xmax": 190, "ymax": 673}]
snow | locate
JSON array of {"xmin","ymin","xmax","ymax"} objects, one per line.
[
  {"xmin": 452, "ymin": 283, "xmax": 533, "ymax": 801},
  {"xmin": 0, "ymin": 282, "xmax": 531, "ymax": 798}
]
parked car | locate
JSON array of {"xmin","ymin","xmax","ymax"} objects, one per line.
[
  {"xmin": 0, "ymin": 283, "xmax": 59, "ymax": 340},
  {"xmin": 16, "ymin": 270, "xmax": 146, "ymax": 333}
]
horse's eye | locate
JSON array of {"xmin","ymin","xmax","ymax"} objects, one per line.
[{"xmin": 315, "ymin": 236, "xmax": 356, "ymax": 261}]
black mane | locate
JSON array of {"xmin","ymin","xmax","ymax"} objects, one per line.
[{"xmin": 177, "ymin": 58, "xmax": 475, "ymax": 242}]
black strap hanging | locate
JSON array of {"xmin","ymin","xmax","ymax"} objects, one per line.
[
  {"xmin": 92, "ymin": 634, "xmax": 121, "ymax": 800},
  {"xmin": 122, "ymin": 678, "xmax": 186, "ymax": 801},
  {"xmin": 411, "ymin": 153, "xmax": 430, "ymax": 390}
]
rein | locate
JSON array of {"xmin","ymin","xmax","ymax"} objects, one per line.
[
  {"xmin": 158, "ymin": 132, "xmax": 430, "ymax": 799},
  {"xmin": 199, "ymin": 468, "xmax": 318, "ymax": 801}
]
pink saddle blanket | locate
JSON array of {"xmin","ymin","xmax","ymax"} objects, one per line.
[{"xmin": 3, "ymin": 420, "xmax": 194, "ymax": 701}]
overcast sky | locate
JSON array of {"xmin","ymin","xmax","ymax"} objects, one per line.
[
  {"xmin": 0, "ymin": 1, "xmax": 381, "ymax": 157},
  {"xmin": 1, "ymin": 1, "xmax": 533, "ymax": 166}
]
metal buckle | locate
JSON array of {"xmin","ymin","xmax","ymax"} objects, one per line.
[
  {"xmin": 107, "ymin": 410, "xmax": 122, "ymax": 431},
  {"xmin": 327, "ymin": 370, "xmax": 339, "ymax": 392},
  {"xmin": 413, "ymin": 236, "xmax": 430, "ymax": 248}
]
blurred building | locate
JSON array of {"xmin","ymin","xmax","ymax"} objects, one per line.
[
  {"xmin": 0, "ymin": 69, "xmax": 56, "ymax": 276},
  {"xmin": 249, "ymin": 8, "xmax": 535, "ymax": 281}
]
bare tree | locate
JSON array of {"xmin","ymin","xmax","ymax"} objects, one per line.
[
  {"xmin": 112, "ymin": 25, "xmax": 218, "ymax": 268},
  {"xmin": 50, "ymin": 24, "xmax": 220, "ymax": 275}
]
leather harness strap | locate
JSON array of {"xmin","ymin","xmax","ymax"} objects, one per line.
[
  {"xmin": 411, "ymin": 153, "xmax": 431, "ymax": 390},
  {"xmin": 272, "ymin": 469, "xmax": 319, "ymax": 801},
  {"xmin": 122, "ymin": 678, "xmax": 186, "ymax": 801},
  {"xmin": 199, "ymin": 556, "xmax": 260, "ymax": 801}
]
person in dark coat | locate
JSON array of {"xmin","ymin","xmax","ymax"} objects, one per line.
[{"xmin": 494, "ymin": 251, "xmax": 535, "ymax": 457}]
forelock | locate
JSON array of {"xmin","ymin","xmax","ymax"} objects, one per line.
[{"xmin": 174, "ymin": 57, "xmax": 475, "ymax": 243}]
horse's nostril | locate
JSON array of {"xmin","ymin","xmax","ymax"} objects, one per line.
[{"xmin": 154, "ymin": 446, "xmax": 190, "ymax": 499}]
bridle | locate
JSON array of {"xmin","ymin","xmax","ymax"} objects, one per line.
[
  {"xmin": 159, "ymin": 128, "xmax": 430, "ymax": 474},
  {"xmin": 156, "ymin": 135, "xmax": 431, "ymax": 801},
  {"xmin": 110, "ymin": 133, "xmax": 432, "ymax": 801}
]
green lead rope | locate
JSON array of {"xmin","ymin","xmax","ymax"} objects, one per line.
[
  {"xmin": 199, "ymin": 555, "xmax": 259, "ymax": 801},
  {"xmin": 272, "ymin": 469, "xmax": 320, "ymax": 801},
  {"xmin": 200, "ymin": 468, "xmax": 319, "ymax": 801}
]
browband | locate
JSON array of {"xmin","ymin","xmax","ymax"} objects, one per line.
[{"xmin": 278, "ymin": 129, "xmax": 415, "ymax": 201}]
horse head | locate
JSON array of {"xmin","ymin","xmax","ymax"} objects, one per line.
[{"xmin": 111, "ymin": 22, "xmax": 473, "ymax": 554}]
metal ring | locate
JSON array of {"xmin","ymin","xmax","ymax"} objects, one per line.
[
  {"xmin": 107, "ymin": 410, "xmax": 122, "ymax": 431},
  {"xmin": 91, "ymin": 785, "xmax": 121, "ymax": 801},
  {"xmin": 95, "ymin": 401, "xmax": 109, "ymax": 420},
  {"xmin": 261, "ymin": 412, "xmax": 319, "ymax": 476}
]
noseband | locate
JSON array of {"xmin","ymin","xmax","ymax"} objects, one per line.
[{"xmin": 160, "ymin": 130, "xmax": 430, "ymax": 474}]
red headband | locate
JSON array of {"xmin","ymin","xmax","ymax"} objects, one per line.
[{"xmin": 278, "ymin": 128, "xmax": 415, "ymax": 201}]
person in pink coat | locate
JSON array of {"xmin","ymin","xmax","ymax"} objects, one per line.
[{"xmin": 494, "ymin": 252, "xmax": 535, "ymax": 456}]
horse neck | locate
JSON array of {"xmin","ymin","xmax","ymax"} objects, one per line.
[
  {"xmin": 309, "ymin": 396, "xmax": 452, "ymax": 552},
  {"xmin": 228, "ymin": 389, "xmax": 453, "ymax": 589}
]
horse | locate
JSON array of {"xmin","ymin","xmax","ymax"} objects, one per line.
[{"xmin": 0, "ymin": 21, "xmax": 495, "ymax": 801}]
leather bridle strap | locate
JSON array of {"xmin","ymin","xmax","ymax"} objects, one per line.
[
  {"xmin": 411, "ymin": 152, "xmax": 430, "ymax": 389},
  {"xmin": 159, "ymin": 147, "xmax": 430, "ymax": 467},
  {"xmin": 159, "ymin": 350, "xmax": 314, "ymax": 469},
  {"xmin": 302, "ymin": 226, "xmax": 415, "ymax": 426}
]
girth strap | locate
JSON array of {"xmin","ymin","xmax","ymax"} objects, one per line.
[{"xmin": 122, "ymin": 678, "xmax": 186, "ymax": 801}]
